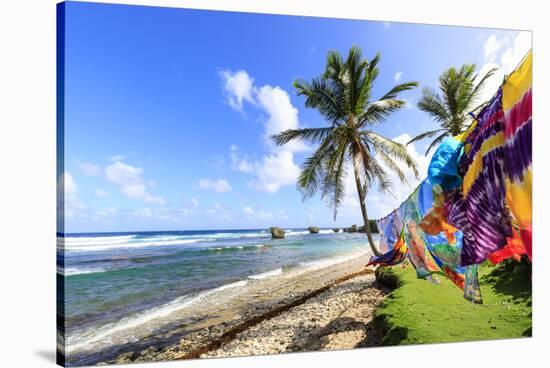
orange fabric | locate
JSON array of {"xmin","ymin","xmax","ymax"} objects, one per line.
[{"xmin": 488, "ymin": 230, "xmax": 527, "ymax": 265}]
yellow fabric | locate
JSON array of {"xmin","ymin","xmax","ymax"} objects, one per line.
[
  {"xmin": 505, "ymin": 167, "xmax": 532, "ymax": 229},
  {"xmin": 462, "ymin": 131, "xmax": 505, "ymax": 195},
  {"xmin": 455, "ymin": 120, "xmax": 477, "ymax": 143},
  {"xmin": 502, "ymin": 51, "xmax": 532, "ymax": 111}
]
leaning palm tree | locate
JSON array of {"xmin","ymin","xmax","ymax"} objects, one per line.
[
  {"xmin": 408, "ymin": 64, "xmax": 498, "ymax": 154},
  {"xmin": 273, "ymin": 47, "xmax": 419, "ymax": 256}
]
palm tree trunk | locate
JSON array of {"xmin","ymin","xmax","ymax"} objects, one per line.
[{"xmin": 352, "ymin": 165, "xmax": 382, "ymax": 257}]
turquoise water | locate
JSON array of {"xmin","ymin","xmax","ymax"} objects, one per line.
[{"xmin": 59, "ymin": 228, "xmax": 374, "ymax": 363}]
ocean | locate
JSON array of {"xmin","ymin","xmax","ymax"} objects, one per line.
[{"xmin": 58, "ymin": 228, "xmax": 376, "ymax": 364}]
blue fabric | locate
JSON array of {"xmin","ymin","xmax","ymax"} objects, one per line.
[{"xmin": 427, "ymin": 137, "xmax": 464, "ymax": 190}]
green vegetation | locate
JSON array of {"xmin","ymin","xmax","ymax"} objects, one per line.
[
  {"xmin": 273, "ymin": 46, "xmax": 419, "ymax": 256},
  {"xmin": 373, "ymin": 260, "xmax": 532, "ymax": 345},
  {"xmin": 408, "ymin": 64, "xmax": 498, "ymax": 154}
]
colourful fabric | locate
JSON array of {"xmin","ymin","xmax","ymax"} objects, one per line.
[
  {"xmin": 416, "ymin": 181, "xmax": 482, "ymax": 303},
  {"xmin": 374, "ymin": 180, "xmax": 482, "ymax": 303},
  {"xmin": 376, "ymin": 212, "xmax": 398, "ymax": 254},
  {"xmin": 372, "ymin": 50, "xmax": 531, "ymax": 304},
  {"xmin": 463, "ymin": 265, "xmax": 482, "ymax": 303},
  {"xmin": 368, "ymin": 228, "xmax": 408, "ymax": 267},
  {"xmin": 401, "ymin": 184, "xmax": 441, "ymax": 278},
  {"xmin": 447, "ymin": 88, "xmax": 513, "ymax": 266},
  {"xmin": 427, "ymin": 137, "xmax": 464, "ymax": 190},
  {"xmin": 502, "ymin": 51, "xmax": 532, "ymax": 261},
  {"xmin": 488, "ymin": 229, "xmax": 526, "ymax": 265}
]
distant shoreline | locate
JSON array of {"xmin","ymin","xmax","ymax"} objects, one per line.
[{"xmin": 59, "ymin": 227, "xmax": 359, "ymax": 237}]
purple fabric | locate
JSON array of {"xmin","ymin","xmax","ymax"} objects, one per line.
[{"xmin": 447, "ymin": 88, "xmax": 512, "ymax": 266}]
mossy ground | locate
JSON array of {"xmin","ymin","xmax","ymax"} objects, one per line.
[{"xmin": 373, "ymin": 259, "xmax": 532, "ymax": 346}]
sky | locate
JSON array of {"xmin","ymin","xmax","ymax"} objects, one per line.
[{"xmin": 59, "ymin": 1, "xmax": 531, "ymax": 233}]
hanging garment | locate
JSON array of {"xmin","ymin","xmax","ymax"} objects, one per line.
[
  {"xmin": 368, "ymin": 227, "xmax": 408, "ymax": 267},
  {"xmin": 376, "ymin": 212, "xmax": 398, "ymax": 254},
  {"xmin": 449, "ymin": 88, "xmax": 513, "ymax": 266},
  {"xmin": 427, "ymin": 137, "xmax": 464, "ymax": 190},
  {"xmin": 502, "ymin": 52, "xmax": 532, "ymax": 260},
  {"xmin": 463, "ymin": 265, "xmax": 482, "ymax": 303},
  {"xmin": 488, "ymin": 228, "xmax": 526, "ymax": 265},
  {"xmin": 417, "ymin": 181, "xmax": 482, "ymax": 303},
  {"xmin": 401, "ymin": 185, "xmax": 441, "ymax": 278}
]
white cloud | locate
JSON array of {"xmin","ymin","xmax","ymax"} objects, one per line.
[
  {"xmin": 197, "ymin": 178, "xmax": 232, "ymax": 193},
  {"xmin": 500, "ymin": 31, "xmax": 531, "ymax": 74},
  {"xmin": 483, "ymin": 34, "xmax": 504, "ymax": 63},
  {"xmin": 230, "ymin": 145, "xmax": 255, "ymax": 173},
  {"xmin": 250, "ymin": 151, "xmax": 301, "ymax": 193},
  {"xmin": 221, "ymin": 72, "xmax": 306, "ymax": 193},
  {"xmin": 78, "ymin": 162, "xmax": 101, "ymax": 176},
  {"xmin": 477, "ymin": 31, "xmax": 532, "ymax": 106},
  {"xmin": 94, "ymin": 189, "xmax": 109, "ymax": 198},
  {"xmin": 394, "ymin": 72, "xmax": 402, "ymax": 83},
  {"xmin": 220, "ymin": 70, "xmax": 255, "ymax": 111},
  {"xmin": 256, "ymin": 85, "xmax": 306, "ymax": 151},
  {"xmin": 105, "ymin": 161, "xmax": 165, "ymax": 205},
  {"xmin": 473, "ymin": 62, "xmax": 504, "ymax": 109}
]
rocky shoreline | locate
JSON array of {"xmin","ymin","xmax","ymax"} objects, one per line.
[
  {"xmin": 202, "ymin": 272, "xmax": 386, "ymax": 358},
  {"xmin": 99, "ymin": 257, "xmax": 387, "ymax": 365}
]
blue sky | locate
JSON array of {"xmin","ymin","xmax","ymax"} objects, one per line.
[{"xmin": 60, "ymin": 1, "xmax": 530, "ymax": 233}]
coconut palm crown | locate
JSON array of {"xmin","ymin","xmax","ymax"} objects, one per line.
[
  {"xmin": 409, "ymin": 64, "xmax": 498, "ymax": 154},
  {"xmin": 272, "ymin": 46, "xmax": 419, "ymax": 256}
]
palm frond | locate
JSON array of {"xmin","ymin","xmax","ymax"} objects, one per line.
[
  {"xmin": 469, "ymin": 66, "xmax": 498, "ymax": 105},
  {"xmin": 272, "ymin": 127, "xmax": 334, "ymax": 146},
  {"xmin": 363, "ymin": 131, "xmax": 419, "ymax": 178},
  {"xmin": 293, "ymin": 78, "xmax": 345, "ymax": 124},
  {"xmin": 406, "ymin": 128, "xmax": 446, "ymax": 146},
  {"xmin": 417, "ymin": 87, "xmax": 450, "ymax": 123},
  {"xmin": 379, "ymin": 81, "xmax": 418, "ymax": 101},
  {"xmin": 297, "ymin": 137, "xmax": 334, "ymax": 198},
  {"xmin": 359, "ymin": 99, "xmax": 405, "ymax": 127},
  {"xmin": 424, "ymin": 131, "xmax": 449, "ymax": 155}
]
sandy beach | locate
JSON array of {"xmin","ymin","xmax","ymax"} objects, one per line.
[{"xmin": 96, "ymin": 254, "xmax": 387, "ymax": 365}]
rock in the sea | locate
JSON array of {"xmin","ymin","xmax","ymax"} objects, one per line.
[
  {"xmin": 307, "ymin": 226, "xmax": 320, "ymax": 234},
  {"xmin": 345, "ymin": 224, "xmax": 358, "ymax": 233},
  {"xmin": 332, "ymin": 228, "xmax": 340, "ymax": 233},
  {"xmin": 270, "ymin": 227, "xmax": 285, "ymax": 239}
]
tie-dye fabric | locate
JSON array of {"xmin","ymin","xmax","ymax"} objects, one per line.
[
  {"xmin": 447, "ymin": 88, "xmax": 513, "ymax": 266},
  {"xmin": 374, "ymin": 180, "xmax": 482, "ymax": 303},
  {"xmin": 502, "ymin": 52, "xmax": 532, "ymax": 260},
  {"xmin": 372, "ymin": 51, "xmax": 531, "ymax": 304}
]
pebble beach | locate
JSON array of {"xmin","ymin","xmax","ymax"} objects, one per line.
[{"xmin": 98, "ymin": 255, "xmax": 388, "ymax": 365}]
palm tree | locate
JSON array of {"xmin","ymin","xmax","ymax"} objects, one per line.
[
  {"xmin": 272, "ymin": 47, "xmax": 419, "ymax": 256},
  {"xmin": 408, "ymin": 64, "xmax": 498, "ymax": 154}
]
